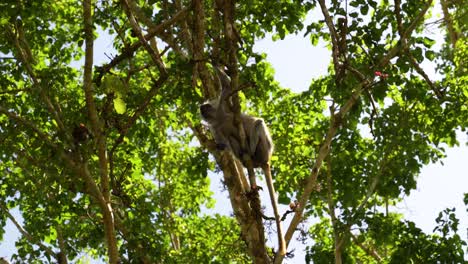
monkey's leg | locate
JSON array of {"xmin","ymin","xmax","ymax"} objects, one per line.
[
  {"xmin": 263, "ymin": 163, "xmax": 287, "ymax": 257},
  {"xmin": 242, "ymin": 155, "xmax": 258, "ymax": 190}
]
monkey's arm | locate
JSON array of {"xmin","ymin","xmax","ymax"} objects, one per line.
[{"xmin": 211, "ymin": 128, "xmax": 230, "ymax": 150}]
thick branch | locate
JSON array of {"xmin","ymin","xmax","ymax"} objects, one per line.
[
  {"xmin": 83, "ymin": 0, "xmax": 118, "ymax": 262},
  {"xmin": 218, "ymin": 1, "xmax": 272, "ymax": 262},
  {"xmin": 56, "ymin": 226, "xmax": 68, "ymax": 264},
  {"xmin": 220, "ymin": 152, "xmax": 270, "ymax": 263}
]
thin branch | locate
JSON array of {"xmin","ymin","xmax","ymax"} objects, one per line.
[
  {"xmin": 406, "ymin": 51, "xmax": 443, "ymax": 98},
  {"xmin": 325, "ymin": 155, "xmax": 344, "ymax": 264},
  {"xmin": 378, "ymin": 0, "xmax": 433, "ymax": 68},
  {"xmin": 110, "ymin": 74, "xmax": 166, "ymax": 151},
  {"xmin": 394, "ymin": 0, "xmax": 404, "ymax": 37},
  {"xmin": 95, "ymin": 7, "xmax": 188, "ymax": 84},
  {"xmin": 440, "ymin": 0, "xmax": 459, "ymax": 49},
  {"xmin": 193, "ymin": 0, "xmax": 216, "ymax": 98},
  {"xmin": 394, "ymin": 0, "xmax": 442, "ymax": 99},
  {"xmin": 350, "ymin": 233, "xmax": 382, "ymax": 262},
  {"xmin": 5, "ymin": 24, "xmax": 66, "ymax": 133},
  {"xmin": 0, "ymin": 106, "xmax": 58, "ymax": 150},
  {"xmin": 318, "ymin": 0, "xmax": 340, "ymax": 75},
  {"xmin": 0, "ymin": 203, "xmax": 56, "ymax": 258},
  {"xmin": 175, "ymin": 0, "xmax": 193, "ymax": 54},
  {"xmin": 0, "ymin": 88, "xmax": 30, "ymax": 95},
  {"xmin": 121, "ymin": 0, "xmax": 167, "ymax": 75},
  {"xmin": 0, "ymin": 106, "xmax": 104, "ymax": 203}
]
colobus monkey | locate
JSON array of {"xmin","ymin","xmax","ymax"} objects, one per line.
[{"xmin": 199, "ymin": 66, "xmax": 286, "ymax": 256}]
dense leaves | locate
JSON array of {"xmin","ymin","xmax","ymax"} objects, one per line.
[{"xmin": 0, "ymin": 0, "xmax": 466, "ymax": 263}]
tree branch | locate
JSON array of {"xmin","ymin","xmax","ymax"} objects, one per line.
[
  {"xmin": 82, "ymin": 0, "xmax": 118, "ymax": 262},
  {"xmin": 440, "ymin": 0, "xmax": 459, "ymax": 49},
  {"xmin": 6, "ymin": 23, "xmax": 66, "ymax": 133},
  {"xmin": 193, "ymin": 0, "xmax": 216, "ymax": 98},
  {"xmin": 56, "ymin": 226, "xmax": 68, "ymax": 264},
  {"xmin": 121, "ymin": 0, "xmax": 168, "ymax": 75},
  {"xmin": 378, "ymin": 0, "xmax": 433, "ymax": 68},
  {"xmin": 394, "ymin": 0, "xmax": 441, "ymax": 99},
  {"xmin": 0, "ymin": 106, "xmax": 57, "ymax": 149},
  {"xmin": 350, "ymin": 233, "xmax": 382, "ymax": 262},
  {"xmin": 318, "ymin": 0, "xmax": 340, "ymax": 76},
  {"xmin": 0, "ymin": 204, "xmax": 56, "ymax": 258},
  {"xmin": 406, "ymin": 50, "xmax": 442, "ymax": 98},
  {"xmin": 95, "ymin": 7, "xmax": 188, "ymax": 84},
  {"xmin": 325, "ymin": 155, "xmax": 343, "ymax": 264}
]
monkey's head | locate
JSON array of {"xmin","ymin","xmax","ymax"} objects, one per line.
[{"xmin": 200, "ymin": 100, "xmax": 218, "ymax": 122}]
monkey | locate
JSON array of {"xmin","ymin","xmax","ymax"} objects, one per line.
[
  {"xmin": 72, "ymin": 123, "xmax": 92, "ymax": 145},
  {"xmin": 199, "ymin": 66, "xmax": 286, "ymax": 256}
]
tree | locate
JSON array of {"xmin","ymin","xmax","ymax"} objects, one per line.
[{"xmin": 0, "ymin": 0, "xmax": 466, "ymax": 263}]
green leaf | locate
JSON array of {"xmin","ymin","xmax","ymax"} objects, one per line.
[
  {"xmin": 360, "ymin": 5, "xmax": 369, "ymax": 15},
  {"xmin": 113, "ymin": 97, "xmax": 126, "ymax": 114}
]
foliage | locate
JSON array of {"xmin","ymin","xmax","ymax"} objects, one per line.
[{"xmin": 0, "ymin": 0, "xmax": 466, "ymax": 263}]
